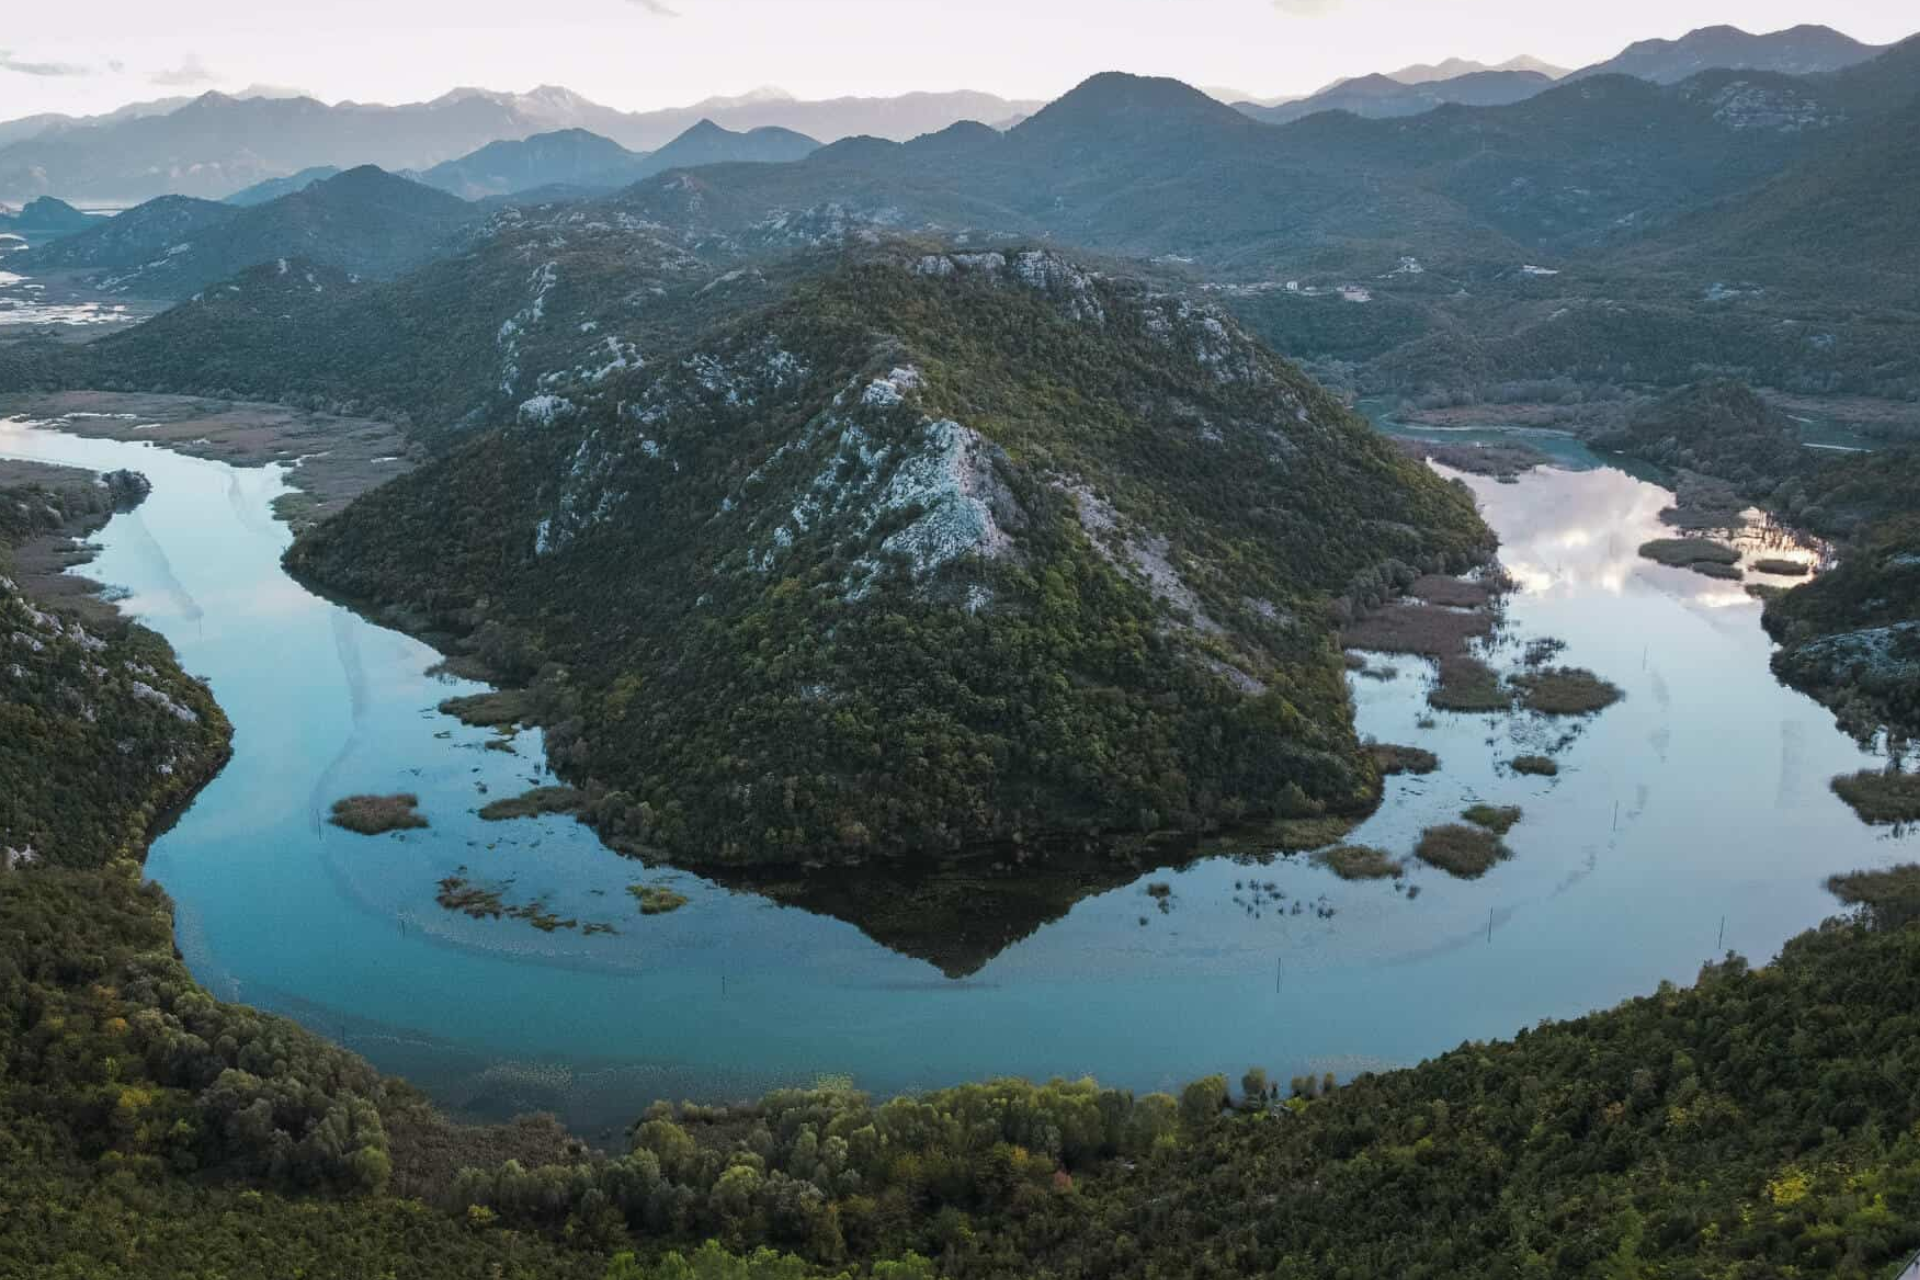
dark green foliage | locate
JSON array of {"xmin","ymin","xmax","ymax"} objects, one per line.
[
  {"xmin": 287, "ymin": 249, "xmax": 1489, "ymax": 866},
  {"xmin": 1595, "ymin": 380, "xmax": 1810, "ymax": 496}
]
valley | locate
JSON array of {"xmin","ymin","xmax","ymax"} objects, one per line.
[{"xmin": 4, "ymin": 14, "xmax": 1920, "ymax": 1276}]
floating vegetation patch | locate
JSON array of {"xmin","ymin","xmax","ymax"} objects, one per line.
[
  {"xmin": 1689, "ymin": 560, "xmax": 1743, "ymax": 580},
  {"xmin": 1751, "ymin": 558, "xmax": 1811, "ymax": 577},
  {"xmin": 1428, "ymin": 656, "xmax": 1513, "ymax": 712},
  {"xmin": 1512, "ymin": 667, "xmax": 1624, "ymax": 716},
  {"xmin": 1369, "ymin": 743, "xmax": 1439, "ymax": 776},
  {"xmin": 1343, "ymin": 602, "xmax": 1494, "ymax": 659},
  {"xmin": 1510, "ymin": 755, "xmax": 1560, "ymax": 777},
  {"xmin": 479, "ymin": 785, "xmax": 586, "ymax": 822},
  {"xmin": 1312, "ymin": 844, "xmax": 1404, "ymax": 881},
  {"xmin": 1830, "ymin": 770, "xmax": 1920, "ymax": 825},
  {"xmin": 1415, "ymin": 824, "xmax": 1511, "ymax": 879},
  {"xmin": 437, "ymin": 870, "xmax": 615, "ymax": 935},
  {"xmin": 1461, "ymin": 804, "xmax": 1523, "ymax": 835},
  {"xmin": 328, "ymin": 792, "xmax": 428, "ymax": 835},
  {"xmin": 628, "ymin": 882, "xmax": 690, "ymax": 916}
]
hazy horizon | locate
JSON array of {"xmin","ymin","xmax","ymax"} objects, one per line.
[{"xmin": 1, "ymin": 0, "xmax": 1913, "ymax": 122}]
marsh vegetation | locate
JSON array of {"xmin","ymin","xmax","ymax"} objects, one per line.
[
  {"xmin": 1312, "ymin": 844, "xmax": 1404, "ymax": 881},
  {"xmin": 1461, "ymin": 804, "xmax": 1523, "ymax": 835},
  {"xmin": 328, "ymin": 793, "xmax": 428, "ymax": 835},
  {"xmin": 1512, "ymin": 667, "xmax": 1624, "ymax": 715},
  {"xmin": 1415, "ymin": 823, "xmax": 1511, "ymax": 879}
]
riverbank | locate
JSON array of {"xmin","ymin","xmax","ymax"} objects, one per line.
[{"xmin": 0, "ymin": 390, "xmax": 415, "ymax": 528}]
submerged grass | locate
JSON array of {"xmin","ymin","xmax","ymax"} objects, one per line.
[
  {"xmin": 1415, "ymin": 824, "xmax": 1512, "ymax": 879},
  {"xmin": 1830, "ymin": 771, "xmax": 1920, "ymax": 824},
  {"xmin": 1312, "ymin": 844, "xmax": 1404, "ymax": 881},
  {"xmin": 329, "ymin": 793, "xmax": 427, "ymax": 835},
  {"xmin": 1512, "ymin": 667, "xmax": 1624, "ymax": 715},
  {"xmin": 1462, "ymin": 803, "xmax": 1523, "ymax": 835}
]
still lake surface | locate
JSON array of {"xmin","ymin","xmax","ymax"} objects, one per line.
[{"xmin": 2, "ymin": 411, "xmax": 1910, "ymax": 1136}]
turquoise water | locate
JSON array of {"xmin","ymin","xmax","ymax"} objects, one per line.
[{"xmin": 3, "ymin": 413, "xmax": 1910, "ymax": 1139}]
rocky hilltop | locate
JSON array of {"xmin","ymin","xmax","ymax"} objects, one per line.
[{"xmin": 287, "ymin": 245, "xmax": 1490, "ymax": 865}]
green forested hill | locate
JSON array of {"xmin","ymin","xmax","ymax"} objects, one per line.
[{"xmin": 286, "ymin": 246, "xmax": 1490, "ymax": 865}]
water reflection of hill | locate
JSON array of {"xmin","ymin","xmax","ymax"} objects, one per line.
[{"xmin": 714, "ymin": 838, "xmax": 1210, "ymax": 979}]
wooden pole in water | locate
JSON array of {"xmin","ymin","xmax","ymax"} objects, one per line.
[
  {"xmin": 1717, "ymin": 916, "xmax": 1725, "ymax": 953},
  {"xmin": 1487, "ymin": 908, "xmax": 1493, "ymax": 943},
  {"xmin": 1613, "ymin": 800, "xmax": 1620, "ymax": 832}
]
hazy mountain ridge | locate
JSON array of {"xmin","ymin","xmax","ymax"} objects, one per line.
[
  {"xmin": 0, "ymin": 85, "xmax": 1035, "ymax": 205},
  {"xmin": 1568, "ymin": 22, "xmax": 1886, "ymax": 83},
  {"xmin": 15, "ymin": 166, "xmax": 483, "ymax": 298}
]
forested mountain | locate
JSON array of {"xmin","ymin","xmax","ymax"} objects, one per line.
[
  {"xmin": 1568, "ymin": 22, "xmax": 1887, "ymax": 83},
  {"xmin": 284, "ymin": 245, "xmax": 1489, "ymax": 866},
  {"xmin": 0, "ymin": 196, "xmax": 93, "ymax": 240},
  {"xmin": 15, "ymin": 166, "xmax": 482, "ymax": 298}
]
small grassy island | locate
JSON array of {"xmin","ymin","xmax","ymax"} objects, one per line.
[
  {"xmin": 1639, "ymin": 537, "xmax": 1742, "ymax": 578},
  {"xmin": 1415, "ymin": 823, "xmax": 1512, "ymax": 879},
  {"xmin": 1511, "ymin": 666, "xmax": 1624, "ymax": 715},
  {"xmin": 1312, "ymin": 844, "xmax": 1404, "ymax": 881},
  {"xmin": 1462, "ymin": 804, "xmax": 1523, "ymax": 835},
  {"xmin": 478, "ymin": 785, "xmax": 586, "ymax": 822},
  {"xmin": 1830, "ymin": 770, "xmax": 1920, "ymax": 825},
  {"xmin": 1428, "ymin": 656, "xmax": 1513, "ymax": 712},
  {"xmin": 328, "ymin": 792, "xmax": 428, "ymax": 835},
  {"xmin": 1511, "ymin": 754, "xmax": 1560, "ymax": 777}
]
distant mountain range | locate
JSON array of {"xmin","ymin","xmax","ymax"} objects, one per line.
[
  {"xmin": 17, "ymin": 166, "xmax": 481, "ymax": 297},
  {"xmin": 1568, "ymin": 23, "xmax": 1886, "ymax": 83},
  {"xmin": 0, "ymin": 23, "xmax": 1892, "ymax": 207},
  {"xmin": 1240, "ymin": 69, "xmax": 1557, "ymax": 125},
  {"xmin": 417, "ymin": 120, "xmax": 820, "ymax": 200},
  {"xmin": 0, "ymin": 86, "xmax": 1037, "ymax": 205}
]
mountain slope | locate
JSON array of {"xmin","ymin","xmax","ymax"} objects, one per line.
[
  {"xmin": 420, "ymin": 128, "xmax": 643, "ymax": 199},
  {"xmin": 285, "ymin": 246, "xmax": 1490, "ymax": 866},
  {"xmin": 223, "ymin": 165, "xmax": 342, "ymax": 205},
  {"xmin": 16, "ymin": 166, "xmax": 481, "ymax": 298},
  {"xmin": 628, "ymin": 119, "xmax": 819, "ymax": 181},
  {"xmin": 1570, "ymin": 23, "xmax": 1888, "ymax": 83}
]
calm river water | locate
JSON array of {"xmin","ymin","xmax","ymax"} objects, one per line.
[{"xmin": 2, "ymin": 412, "xmax": 1910, "ymax": 1137}]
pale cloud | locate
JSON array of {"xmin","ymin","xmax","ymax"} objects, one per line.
[
  {"xmin": 1272, "ymin": 0, "xmax": 1341, "ymax": 14},
  {"xmin": 0, "ymin": 49, "xmax": 93, "ymax": 77},
  {"xmin": 627, "ymin": 0, "xmax": 681, "ymax": 14},
  {"xmin": 151, "ymin": 54, "xmax": 219, "ymax": 87}
]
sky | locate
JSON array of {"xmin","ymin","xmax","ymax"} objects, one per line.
[{"xmin": 1, "ymin": 0, "xmax": 1915, "ymax": 119}]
